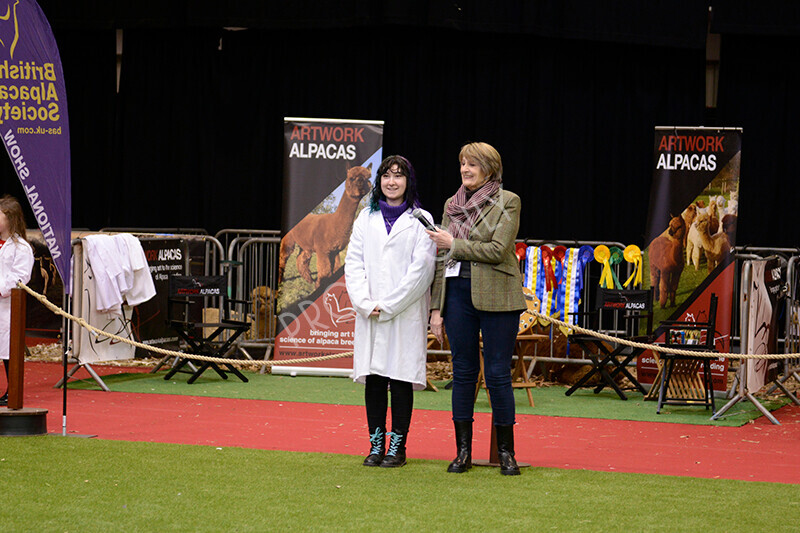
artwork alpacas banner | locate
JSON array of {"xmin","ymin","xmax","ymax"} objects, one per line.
[
  {"xmin": 637, "ymin": 127, "xmax": 742, "ymax": 391},
  {"xmin": 275, "ymin": 117, "xmax": 383, "ymax": 369}
]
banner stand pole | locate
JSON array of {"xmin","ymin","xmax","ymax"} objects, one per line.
[
  {"xmin": 770, "ymin": 376, "xmax": 800, "ymax": 405},
  {"xmin": 51, "ymin": 257, "xmax": 95, "ymax": 439},
  {"xmin": 62, "ymin": 289, "xmax": 68, "ymax": 436},
  {"xmin": 712, "ymin": 361, "xmax": 780, "ymax": 425}
]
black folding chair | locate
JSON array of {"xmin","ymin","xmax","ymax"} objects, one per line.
[
  {"xmin": 163, "ymin": 275, "xmax": 250, "ymax": 384},
  {"xmin": 566, "ymin": 288, "xmax": 654, "ymax": 400},
  {"xmin": 656, "ymin": 294, "xmax": 718, "ymax": 414}
]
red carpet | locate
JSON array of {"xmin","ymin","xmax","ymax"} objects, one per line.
[{"xmin": 12, "ymin": 362, "xmax": 800, "ymax": 484}]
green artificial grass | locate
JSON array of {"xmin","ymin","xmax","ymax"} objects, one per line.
[
  {"xmin": 1, "ymin": 436, "xmax": 797, "ymax": 532},
  {"xmin": 67, "ymin": 370, "xmax": 789, "ymax": 427}
]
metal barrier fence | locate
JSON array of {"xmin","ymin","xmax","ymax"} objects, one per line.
[
  {"xmin": 730, "ymin": 246, "xmax": 800, "ymax": 352},
  {"xmin": 100, "ymin": 228, "xmax": 226, "ymax": 276},
  {"xmin": 215, "ymin": 229, "xmax": 281, "ymax": 286},
  {"xmin": 83, "ymin": 229, "xmax": 282, "ymax": 363},
  {"xmin": 100, "ymin": 227, "xmax": 210, "ymax": 235},
  {"xmin": 774, "ymin": 255, "xmax": 800, "ymax": 392},
  {"xmin": 63, "ymin": 232, "xmax": 226, "ymax": 388},
  {"xmin": 214, "ymin": 229, "xmax": 281, "ymax": 258},
  {"xmin": 714, "ymin": 257, "xmax": 787, "ymax": 423},
  {"xmin": 215, "ymin": 230, "xmax": 282, "ymax": 360}
]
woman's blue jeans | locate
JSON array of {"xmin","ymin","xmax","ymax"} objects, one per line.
[{"xmin": 443, "ymin": 277, "xmax": 520, "ymax": 426}]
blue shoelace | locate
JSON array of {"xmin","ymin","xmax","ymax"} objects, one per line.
[
  {"xmin": 386, "ymin": 431, "xmax": 403, "ymax": 456},
  {"xmin": 369, "ymin": 428, "xmax": 384, "ymax": 455}
]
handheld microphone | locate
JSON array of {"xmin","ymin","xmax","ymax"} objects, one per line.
[{"xmin": 412, "ymin": 209, "xmax": 437, "ymax": 232}]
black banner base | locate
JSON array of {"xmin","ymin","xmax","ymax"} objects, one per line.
[{"xmin": 0, "ymin": 407, "xmax": 48, "ymax": 436}]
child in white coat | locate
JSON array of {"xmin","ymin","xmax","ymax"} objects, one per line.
[
  {"xmin": 345, "ymin": 156, "xmax": 436, "ymax": 467},
  {"xmin": 0, "ymin": 195, "xmax": 34, "ymax": 406}
]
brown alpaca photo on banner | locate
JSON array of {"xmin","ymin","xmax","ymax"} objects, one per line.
[
  {"xmin": 279, "ymin": 163, "xmax": 373, "ymax": 293},
  {"xmin": 648, "ymin": 214, "xmax": 686, "ymax": 309}
]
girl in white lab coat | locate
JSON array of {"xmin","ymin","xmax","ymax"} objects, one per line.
[
  {"xmin": 0, "ymin": 195, "xmax": 34, "ymax": 406},
  {"xmin": 345, "ymin": 155, "xmax": 436, "ymax": 467}
]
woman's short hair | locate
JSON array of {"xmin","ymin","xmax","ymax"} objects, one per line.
[
  {"xmin": 369, "ymin": 155, "xmax": 421, "ymax": 211},
  {"xmin": 459, "ymin": 142, "xmax": 503, "ymax": 183},
  {"xmin": 0, "ymin": 194, "xmax": 27, "ymax": 241}
]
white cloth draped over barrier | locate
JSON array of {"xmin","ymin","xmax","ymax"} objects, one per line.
[
  {"xmin": 83, "ymin": 234, "xmax": 156, "ymax": 314},
  {"xmin": 73, "ymin": 234, "xmax": 157, "ymax": 364}
]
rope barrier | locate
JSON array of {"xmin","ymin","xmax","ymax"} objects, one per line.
[
  {"xmin": 17, "ymin": 282, "xmax": 351, "ymax": 368},
  {"xmin": 18, "ymin": 282, "xmax": 800, "ymax": 364},
  {"xmin": 528, "ymin": 309, "xmax": 797, "ymax": 360}
]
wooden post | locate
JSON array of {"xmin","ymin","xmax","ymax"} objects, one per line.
[
  {"xmin": 8, "ymin": 287, "xmax": 26, "ymax": 410},
  {"xmin": 489, "ymin": 421, "xmax": 500, "ymax": 464}
]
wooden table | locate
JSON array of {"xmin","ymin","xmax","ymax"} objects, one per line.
[{"xmin": 476, "ymin": 332, "xmax": 549, "ymax": 407}]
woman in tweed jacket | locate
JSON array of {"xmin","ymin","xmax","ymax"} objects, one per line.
[{"xmin": 427, "ymin": 142, "xmax": 526, "ymax": 476}]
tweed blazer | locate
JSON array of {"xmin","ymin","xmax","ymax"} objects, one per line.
[{"xmin": 430, "ymin": 188, "xmax": 526, "ymax": 314}]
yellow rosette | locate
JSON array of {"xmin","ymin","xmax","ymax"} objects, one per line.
[
  {"xmin": 595, "ymin": 245, "xmax": 614, "ymax": 289},
  {"xmin": 623, "ymin": 244, "xmax": 643, "ymax": 288}
]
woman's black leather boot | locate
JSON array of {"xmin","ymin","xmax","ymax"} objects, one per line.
[
  {"xmin": 495, "ymin": 424, "xmax": 521, "ymax": 475},
  {"xmin": 447, "ymin": 420, "xmax": 473, "ymax": 473}
]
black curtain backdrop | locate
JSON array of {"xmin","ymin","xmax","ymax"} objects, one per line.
[
  {"xmin": 4, "ymin": 1, "xmax": 798, "ymax": 250},
  {"xmin": 713, "ymin": 34, "xmax": 800, "ymax": 248},
  {"xmin": 34, "ymin": 0, "xmax": 709, "ymax": 48},
  {"xmin": 106, "ymin": 26, "xmax": 705, "ymax": 245},
  {"xmin": 711, "ymin": 0, "xmax": 800, "ymax": 248}
]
